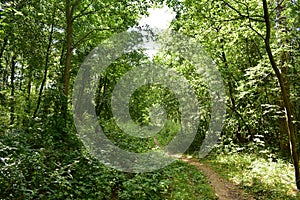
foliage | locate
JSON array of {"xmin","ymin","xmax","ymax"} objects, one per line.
[
  {"xmin": 1, "ymin": 0, "xmax": 300, "ymax": 197},
  {"xmin": 169, "ymin": 0, "xmax": 300, "ymax": 151},
  {"xmin": 0, "ymin": 129, "xmax": 113, "ymax": 199},
  {"xmin": 0, "ymin": 127, "xmax": 216, "ymax": 199},
  {"xmin": 205, "ymin": 152, "xmax": 300, "ymax": 200},
  {"xmin": 119, "ymin": 161, "xmax": 216, "ymax": 200}
]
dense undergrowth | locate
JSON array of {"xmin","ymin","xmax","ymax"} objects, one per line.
[
  {"xmin": 0, "ymin": 128, "xmax": 216, "ymax": 199},
  {"xmin": 2, "ymin": 117, "xmax": 299, "ymax": 199},
  {"xmin": 204, "ymin": 151, "xmax": 300, "ymax": 200}
]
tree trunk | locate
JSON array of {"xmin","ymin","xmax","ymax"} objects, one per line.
[
  {"xmin": 0, "ymin": 37, "xmax": 8, "ymax": 90},
  {"xmin": 33, "ymin": 17, "xmax": 55, "ymax": 118},
  {"xmin": 62, "ymin": 0, "xmax": 79, "ymax": 124},
  {"xmin": 275, "ymin": 0, "xmax": 291, "ymax": 157},
  {"xmin": 262, "ymin": 0, "xmax": 300, "ymax": 189},
  {"xmin": 221, "ymin": 42, "xmax": 252, "ymax": 142},
  {"xmin": 10, "ymin": 55, "xmax": 16, "ymax": 125},
  {"xmin": 26, "ymin": 73, "xmax": 32, "ymax": 110}
]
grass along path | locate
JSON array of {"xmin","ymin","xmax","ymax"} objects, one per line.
[
  {"xmin": 181, "ymin": 156, "xmax": 255, "ymax": 200},
  {"xmin": 203, "ymin": 153, "xmax": 299, "ymax": 199}
]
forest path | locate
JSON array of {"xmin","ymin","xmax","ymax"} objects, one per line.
[{"xmin": 180, "ymin": 157, "xmax": 255, "ymax": 200}]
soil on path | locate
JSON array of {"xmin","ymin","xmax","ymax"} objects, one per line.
[{"xmin": 180, "ymin": 157, "xmax": 255, "ymax": 200}]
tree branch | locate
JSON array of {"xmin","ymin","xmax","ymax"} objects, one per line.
[
  {"xmin": 221, "ymin": 0, "xmax": 265, "ymax": 22},
  {"xmin": 73, "ymin": 10, "xmax": 98, "ymax": 22},
  {"xmin": 72, "ymin": 0, "xmax": 97, "ymax": 22},
  {"xmin": 270, "ymin": 0, "xmax": 286, "ymax": 15},
  {"xmin": 72, "ymin": 28, "xmax": 112, "ymax": 49},
  {"xmin": 246, "ymin": 5, "xmax": 265, "ymax": 40},
  {"xmin": 216, "ymin": 17, "xmax": 243, "ymax": 22},
  {"xmin": 77, "ymin": 0, "xmax": 94, "ymax": 15},
  {"xmin": 71, "ymin": 0, "xmax": 80, "ymax": 16}
]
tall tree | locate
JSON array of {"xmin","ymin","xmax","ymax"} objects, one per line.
[
  {"xmin": 262, "ymin": 0, "xmax": 300, "ymax": 189},
  {"xmin": 169, "ymin": 0, "xmax": 300, "ymax": 189},
  {"xmin": 33, "ymin": 8, "xmax": 56, "ymax": 118},
  {"xmin": 60, "ymin": 0, "xmax": 152, "ymax": 124},
  {"xmin": 61, "ymin": 0, "xmax": 79, "ymax": 123}
]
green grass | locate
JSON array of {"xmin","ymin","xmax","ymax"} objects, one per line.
[
  {"xmin": 119, "ymin": 161, "xmax": 216, "ymax": 200},
  {"xmin": 204, "ymin": 152, "xmax": 300, "ymax": 200},
  {"xmin": 163, "ymin": 161, "xmax": 217, "ymax": 200}
]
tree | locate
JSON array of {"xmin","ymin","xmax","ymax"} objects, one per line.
[
  {"xmin": 168, "ymin": 0, "xmax": 300, "ymax": 189},
  {"xmin": 0, "ymin": 0, "xmax": 153, "ymax": 129},
  {"xmin": 262, "ymin": 0, "xmax": 300, "ymax": 189},
  {"xmin": 60, "ymin": 0, "xmax": 152, "ymax": 125}
]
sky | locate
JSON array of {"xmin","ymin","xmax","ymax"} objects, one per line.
[
  {"xmin": 138, "ymin": 6, "xmax": 175, "ymax": 30},
  {"xmin": 137, "ymin": 6, "xmax": 175, "ymax": 58}
]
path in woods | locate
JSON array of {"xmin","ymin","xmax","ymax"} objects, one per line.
[{"xmin": 180, "ymin": 157, "xmax": 255, "ymax": 200}]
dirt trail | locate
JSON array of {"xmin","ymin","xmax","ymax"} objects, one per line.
[{"xmin": 180, "ymin": 157, "xmax": 255, "ymax": 200}]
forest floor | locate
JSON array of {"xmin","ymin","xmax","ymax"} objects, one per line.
[{"xmin": 180, "ymin": 156, "xmax": 255, "ymax": 200}]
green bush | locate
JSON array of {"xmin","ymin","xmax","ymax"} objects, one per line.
[{"xmin": 1, "ymin": 127, "xmax": 216, "ymax": 199}]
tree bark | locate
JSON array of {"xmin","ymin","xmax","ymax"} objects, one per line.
[
  {"xmin": 62, "ymin": 0, "xmax": 80, "ymax": 123},
  {"xmin": 275, "ymin": 0, "xmax": 290, "ymax": 157},
  {"xmin": 262, "ymin": 0, "xmax": 300, "ymax": 189},
  {"xmin": 0, "ymin": 37, "xmax": 8, "ymax": 90},
  {"xmin": 33, "ymin": 16, "xmax": 55, "ymax": 118},
  {"xmin": 221, "ymin": 42, "xmax": 252, "ymax": 141},
  {"xmin": 10, "ymin": 55, "xmax": 16, "ymax": 125},
  {"xmin": 26, "ymin": 73, "xmax": 32, "ymax": 108}
]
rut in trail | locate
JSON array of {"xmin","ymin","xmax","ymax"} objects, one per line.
[{"xmin": 181, "ymin": 157, "xmax": 255, "ymax": 200}]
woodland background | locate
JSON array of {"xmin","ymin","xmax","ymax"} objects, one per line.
[{"xmin": 0, "ymin": 0, "xmax": 300, "ymax": 199}]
